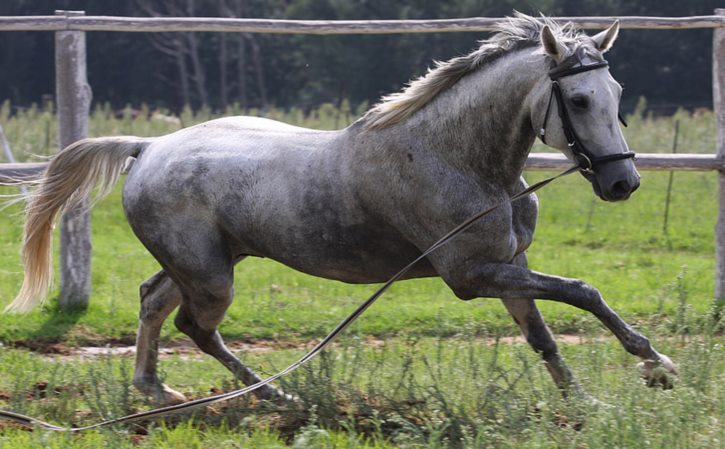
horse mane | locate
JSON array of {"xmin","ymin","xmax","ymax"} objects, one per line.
[{"xmin": 362, "ymin": 12, "xmax": 587, "ymax": 130}]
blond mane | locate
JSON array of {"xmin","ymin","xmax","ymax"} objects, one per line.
[{"xmin": 362, "ymin": 13, "xmax": 587, "ymax": 130}]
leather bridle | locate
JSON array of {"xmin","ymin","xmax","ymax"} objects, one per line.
[{"xmin": 539, "ymin": 59, "xmax": 635, "ymax": 173}]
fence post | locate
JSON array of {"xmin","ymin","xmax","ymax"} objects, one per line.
[
  {"xmin": 715, "ymin": 9, "xmax": 725, "ymax": 309},
  {"xmin": 55, "ymin": 10, "xmax": 92, "ymax": 310}
]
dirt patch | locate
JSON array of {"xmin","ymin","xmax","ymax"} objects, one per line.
[
  {"xmin": 0, "ymin": 420, "xmax": 32, "ymax": 432},
  {"xmin": 2, "ymin": 337, "xmax": 318, "ymax": 361},
  {"xmin": 9, "ymin": 340, "xmax": 73, "ymax": 355},
  {"xmin": 4, "ymin": 332, "xmax": 136, "ymax": 356},
  {"xmin": 2, "ymin": 333, "xmax": 618, "ymax": 361}
]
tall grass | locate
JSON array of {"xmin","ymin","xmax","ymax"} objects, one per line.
[{"xmin": 0, "ymin": 307, "xmax": 721, "ymax": 447}]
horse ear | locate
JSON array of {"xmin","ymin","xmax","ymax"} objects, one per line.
[
  {"xmin": 540, "ymin": 25, "xmax": 568, "ymax": 62},
  {"xmin": 592, "ymin": 20, "xmax": 620, "ymax": 53}
]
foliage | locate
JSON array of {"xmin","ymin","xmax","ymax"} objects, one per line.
[{"xmin": 0, "ymin": 0, "xmax": 722, "ymax": 114}]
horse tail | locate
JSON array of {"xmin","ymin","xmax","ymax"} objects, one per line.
[{"xmin": 5, "ymin": 136, "xmax": 151, "ymax": 313}]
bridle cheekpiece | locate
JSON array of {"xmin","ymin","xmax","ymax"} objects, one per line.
[{"xmin": 539, "ymin": 58, "xmax": 635, "ymax": 174}]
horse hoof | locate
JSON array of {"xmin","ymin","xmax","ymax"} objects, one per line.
[
  {"xmin": 158, "ymin": 385, "xmax": 189, "ymax": 406},
  {"xmin": 637, "ymin": 355, "xmax": 678, "ymax": 389},
  {"xmin": 255, "ymin": 384, "xmax": 300, "ymax": 406},
  {"xmin": 136, "ymin": 381, "xmax": 188, "ymax": 406}
]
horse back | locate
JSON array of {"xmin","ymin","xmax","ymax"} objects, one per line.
[{"xmin": 121, "ymin": 116, "xmax": 436, "ymax": 283}]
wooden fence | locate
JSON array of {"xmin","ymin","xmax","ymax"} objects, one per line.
[{"xmin": 1, "ymin": 10, "xmax": 724, "ymax": 309}]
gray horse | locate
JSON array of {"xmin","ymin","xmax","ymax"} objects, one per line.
[{"xmin": 7, "ymin": 14, "xmax": 676, "ymax": 405}]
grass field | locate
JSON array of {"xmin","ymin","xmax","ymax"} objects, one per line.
[{"xmin": 0, "ymin": 102, "xmax": 723, "ymax": 447}]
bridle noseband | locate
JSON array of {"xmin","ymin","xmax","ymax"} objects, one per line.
[{"xmin": 539, "ymin": 59, "xmax": 635, "ymax": 173}]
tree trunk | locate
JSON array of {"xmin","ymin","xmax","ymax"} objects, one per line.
[
  {"xmin": 186, "ymin": 32, "xmax": 208, "ymax": 108},
  {"xmin": 247, "ymin": 33, "xmax": 267, "ymax": 107},
  {"xmin": 175, "ymin": 39, "xmax": 191, "ymax": 108},
  {"xmin": 185, "ymin": 0, "xmax": 208, "ymax": 108},
  {"xmin": 220, "ymin": 32, "xmax": 228, "ymax": 110},
  {"xmin": 232, "ymin": 0, "xmax": 248, "ymax": 109},
  {"xmin": 236, "ymin": 34, "xmax": 247, "ymax": 108}
]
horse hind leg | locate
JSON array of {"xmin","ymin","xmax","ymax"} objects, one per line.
[
  {"xmin": 169, "ymin": 258, "xmax": 289, "ymax": 402},
  {"xmin": 133, "ymin": 270, "xmax": 187, "ymax": 405},
  {"xmin": 174, "ymin": 305, "xmax": 288, "ymax": 400}
]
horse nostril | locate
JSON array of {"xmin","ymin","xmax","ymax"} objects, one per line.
[
  {"xmin": 631, "ymin": 178, "xmax": 640, "ymax": 193},
  {"xmin": 611, "ymin": 180, "xmax": 631, "ymax": 197}
]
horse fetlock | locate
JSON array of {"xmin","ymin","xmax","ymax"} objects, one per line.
[
  {"xmin": 134, "ymin": 378, "xmax": 188, "ymax": 406},
  {"xmin": 620, "ymin": 333, "xmax": 652, "ymax": 357},
  {"xmin": 637, "ymin": 354, "xmax": 678, "ymax": 389}
]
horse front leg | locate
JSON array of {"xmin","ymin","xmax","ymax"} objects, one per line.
[
  {"xmin": 501, "ymin": 298, "xmax": 587, "ymax": 394},
  {"xmin": 500, "ymin": 256, "xmax": 584, "ymax": 397},
  {"xmin": 448, "ymin": 263, "xmax": 677, "ymax": 389},
  {"xmin": 499, "ymin": 254, "xmax": 589, "ymax": 399}
]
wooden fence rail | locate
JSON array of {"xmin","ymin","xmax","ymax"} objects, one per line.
[
  {"xmin": 0, "ymin": 14, "xmax": 723, "ymax": 34},
  {"xmin": 0, "ymin": 10, "xmax": 724, "ymax": 310},
  {"xmin": 0, "ymin": 162, "xmax": 46, "ymax": 182},
  {"xmin": 2, "ymin": 154, "xmax": 724, "ymax": 185}
]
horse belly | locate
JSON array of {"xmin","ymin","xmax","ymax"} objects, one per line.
[
  {"xmin": 231, "ymin": 214, "xmax": 438, "ymax": 284},
  {"xmin": 295, "ymin": 237, "xmax": 438, "ymax": 284}
]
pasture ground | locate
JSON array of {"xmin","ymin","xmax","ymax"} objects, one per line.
[{"xmin": 0, "ymin": 103, "xmax": 722, "ymax": 447}]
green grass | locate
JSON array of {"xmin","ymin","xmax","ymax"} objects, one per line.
[
  {"xmin": 0, "ymin": 327, "xmax": 722, "ymax": 448},
  {"xmin": 0, "ymin": 168, "xmax": 717, "ymax": 342},
  {"xmin": 0, "ymin": 104, "xmax": 719, "ymax": 344},
  {"xmin": 0, "ymin": 103, "xmax": 723, "ymax": 447}
]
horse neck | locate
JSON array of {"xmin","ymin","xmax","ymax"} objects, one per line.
[{"xmin": 398, "ymin": 49, "xmax": 545, "ymax": 187}]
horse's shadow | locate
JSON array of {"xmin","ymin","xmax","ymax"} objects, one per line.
[{"xmin": 17, "ymin": 301, "xmax": 88, "ymax": 351}]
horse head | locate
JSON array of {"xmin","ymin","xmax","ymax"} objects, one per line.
[{"xmin": 536, "ymin": 20, "xmax": 640, "ymax": 202}]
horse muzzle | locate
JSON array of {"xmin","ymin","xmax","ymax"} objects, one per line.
[{"xmin": 582, "ymin": 164, "xmax": 641, "ymax": 202}]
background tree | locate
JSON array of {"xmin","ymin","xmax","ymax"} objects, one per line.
[{"xmin": 0, "ymin": 0, "xmax": 721, "ymax": 114}]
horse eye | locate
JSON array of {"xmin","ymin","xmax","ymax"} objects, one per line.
[{"xmin": 571, "ymin": 96, "xmax": 590, "ymax": 109}]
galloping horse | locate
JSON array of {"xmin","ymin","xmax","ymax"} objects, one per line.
[{"xmin": 6, "ymin": 14, "xmax": 676, "ymax": 405}]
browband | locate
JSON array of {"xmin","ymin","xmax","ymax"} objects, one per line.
[{"xmin": 549, "ymin": 60, "xmax": 610, "ymax": 80}]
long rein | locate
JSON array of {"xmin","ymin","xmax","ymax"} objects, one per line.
[{"xmin": 0, "ymin": 59, "xmax": 632, "ymax": 432}]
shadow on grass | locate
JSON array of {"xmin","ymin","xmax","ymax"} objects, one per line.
[{"xmin": 7, "ymin": 300, "xmax": 87, "ymax": 350}]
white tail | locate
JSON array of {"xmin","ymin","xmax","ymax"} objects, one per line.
[{"xmin": 5, "ymin": 136, "xmax": 150, "ymax": 313}]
